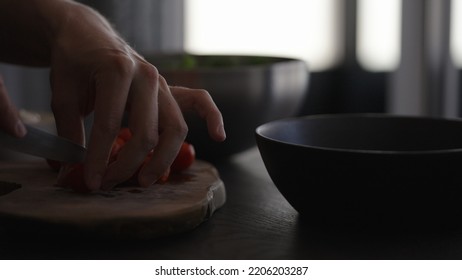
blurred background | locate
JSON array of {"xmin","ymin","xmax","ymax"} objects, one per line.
[{"xmin": 1, "ymin": 0, "xmax": 460, "ymax": 123}]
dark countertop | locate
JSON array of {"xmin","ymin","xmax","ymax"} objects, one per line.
[{"xmin": 1, "ymin": 148, "xmax": 462, "ymax": 260}]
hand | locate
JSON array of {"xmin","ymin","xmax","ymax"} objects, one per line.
[
  {"xmin": 101, "ymin": 79, "xmax": 226, "ymax": 189},
  {"xmin": 49, "ymin": 3, "xmax": 225, "ymax": 190}
]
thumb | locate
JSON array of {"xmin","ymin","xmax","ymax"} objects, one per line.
[{"xmin": 0, "ymin": 76, "xmax": 27, "ymax": 138}]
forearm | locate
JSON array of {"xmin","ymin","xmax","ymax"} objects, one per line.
[{"xmin": 0, "ymin": 0, "xmax": 117, "ymax": 67}]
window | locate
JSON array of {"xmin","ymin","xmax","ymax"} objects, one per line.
[
  {"xmin": 357, "ymin": 0, "xmax": 401, "ymax": 71},
  {"xmin": 451, "ymin": 0, "xmax": 462, "ymax": 68},
  {"xmin": 184, "ymin": 0, "xmax": 342, "ymax": 71},
  {"xmin": 185, "ymin": 0, "xmax": 402, "ymax": 72}
]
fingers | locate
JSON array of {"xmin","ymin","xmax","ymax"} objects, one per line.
[
  {"xmin": 101, "ymin": 62, "xmax": 160, "ymax": 189},
  {"xmin": 0, "ymin": 75, "xmax": 27, "ymax": 138},
  {"xmin": 101, "ymin": 79, "xmax": 225, "ymax": 189},
  {"xmin": 84, "ymin": 58, "xmax": 134, "ymax": 190},
  {"xmin": 138, "ymin": 77, "xmax": 188, "ymax": 187},
  {"xmin": 170, "ymin": 86, "xmax": 226, "ymax": 142},
  {"xmin": 50, "ymin": 72, "xmax": 86, "ymax": 146}
]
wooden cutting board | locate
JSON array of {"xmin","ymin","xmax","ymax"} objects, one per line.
[{"xmin": 0, "ymin": 160, "xmax": 225, "ymax": 240}]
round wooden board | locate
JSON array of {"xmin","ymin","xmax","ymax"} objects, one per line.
[{"xmin": 0, "ymin": 160, "xmax": 225, "ymax": 239}]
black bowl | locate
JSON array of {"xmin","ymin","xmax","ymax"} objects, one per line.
[
  {"xmin": 145, "ymin": 53, "xmax": 309, "ymax": 160},
  {"xmin": 256, "ymin": 114, "xmax": 462, "ymax": 227}
]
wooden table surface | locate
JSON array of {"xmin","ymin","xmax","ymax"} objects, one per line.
[{"xmin": 1, "ymin": 148, "xmax": 462, "ymax": 260}]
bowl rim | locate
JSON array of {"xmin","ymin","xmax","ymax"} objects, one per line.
[
  {"xmin": 144, "ymin": 53, "xmax": 309, "ymax": 73},
  {"xmin": 255, "ymin": 113, "xmax": 462, "ymax": 155}
]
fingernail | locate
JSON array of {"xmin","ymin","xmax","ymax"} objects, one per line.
[
  {"xmin": 14, "ymin": 120, "xmax": 27, "ymax": 138},
  {"xmin": 217, "ymin": 124, "xmax": 226, "ymax": 141}
]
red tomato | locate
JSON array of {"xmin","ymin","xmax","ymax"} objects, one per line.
[
  {"xmin": 171, "ymin": 142, "xmax": 195, "ymax": 172},
  {"xmin": 117, "ymin": 127, "xmax": 132, "ymax": 142}
]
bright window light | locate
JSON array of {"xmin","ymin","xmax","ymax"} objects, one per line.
[
  {"xmin": 357, "ymin": 0, "xmax": 402, "ymax": 71},
  {"xmin": 184, "ymin": 0, "xmax": 341, "ymax": 71},
  {"xmin": 451, "ymin": 0, "xmax": 462, "ymax": 68}
]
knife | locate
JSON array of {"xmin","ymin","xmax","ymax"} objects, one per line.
[{"xmin": 0, "ymin": 124, "xmax": 86, "ymax": 162}]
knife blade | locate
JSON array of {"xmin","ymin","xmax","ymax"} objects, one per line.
[{"xmin": 0, "ymin": 124, "xmax": 86, "ymax": 162}]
